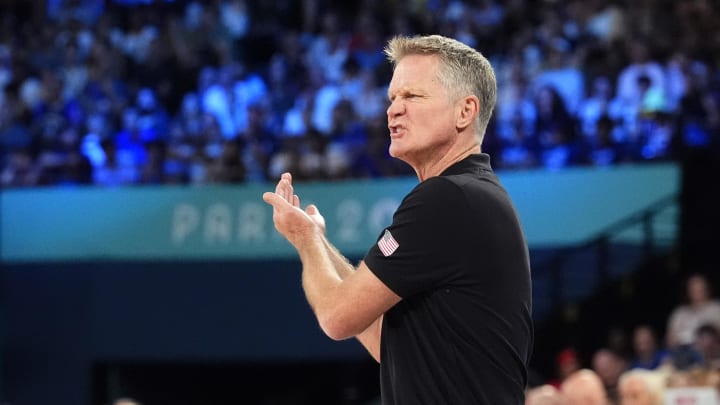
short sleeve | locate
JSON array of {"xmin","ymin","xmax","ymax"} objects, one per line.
[{"xmin": 363, "ymin": 178, "xmax": 468, "ymax": 298}]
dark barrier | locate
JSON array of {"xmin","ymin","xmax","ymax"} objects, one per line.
[{"xmin": 1, "ymin": 260, "xmax": 370, "ymax": 405}]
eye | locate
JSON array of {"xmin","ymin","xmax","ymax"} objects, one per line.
[{"xmin": 389, "ymin": 91, "xmax": 421, "ymax": 102}]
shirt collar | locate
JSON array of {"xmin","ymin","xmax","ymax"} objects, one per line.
[{"xmin": 439, "ymin": 153, "xmax": 492, "ymax": 176}]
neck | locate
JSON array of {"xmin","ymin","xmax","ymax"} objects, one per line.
[{"xmin": 414, "ymin": 143, "xmax": 481, "ymax": 182}]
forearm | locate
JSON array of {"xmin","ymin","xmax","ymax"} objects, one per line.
[
  {"xmin": 356, "ymin": 315, "xmax": 383, "ymax": 362},
  {"xmin": 320, "ymin": 236, "xmax": 355, "ymax": 280},
  {"xmin": 296, "ymin": 231, "xmax": 344, "ymax": 322},
  {"xmin": 319, "ymin": 238, "xmax": 383, "ymax": 361},
  {"xmin": 296, "ymin": 231, "xmax": 374, "ymax": 341},
  {"xmin": 297, "ymin": 233, "xmax": 384, "ymax": 356}
]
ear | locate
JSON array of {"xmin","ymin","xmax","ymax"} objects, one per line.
[{"xmin": 456, "ymin": 95, "xmax": 480, "ymax": 132}]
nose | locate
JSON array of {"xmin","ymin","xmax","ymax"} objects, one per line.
[{"xmin": 386, "ymin": 98, "xmax": 404, "ymax": 118}]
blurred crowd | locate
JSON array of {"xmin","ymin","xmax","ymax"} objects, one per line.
[
  {"xmin": 1, "ymin": 0, "xmax": 719, "ymax": 187},
  {"xmin": 528, "ymin": 273, "xmax": 720, "ymax": 405}
]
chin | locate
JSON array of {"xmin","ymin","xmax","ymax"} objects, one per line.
[
  {"xmin": 388, "ymin": 144, "xmax": 401, "ymax": 158},
  {"xmin": 389, "ymin": 148, "xmax": 414, "ymax": 168},
  {"xmin": 390, "ymin": 150, "xmax": 410, "ymax": 163}
]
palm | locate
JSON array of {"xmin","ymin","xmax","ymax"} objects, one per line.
[{"xmin": 268, "ymin": 172, "xmax": 326, "ymax": 235}]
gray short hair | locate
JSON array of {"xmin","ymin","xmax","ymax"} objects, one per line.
[
  {"xmin": 618, "ymin": 369, "xmax": 665, "ymax": 403},
  {"xmin": 384, "ymin": 35, "xmax": 497, "ymax": 138}
]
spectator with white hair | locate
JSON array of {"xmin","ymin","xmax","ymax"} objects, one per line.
[{"xmin": 617, "ymin": 369, "xmax": 665, "ymax": 405}]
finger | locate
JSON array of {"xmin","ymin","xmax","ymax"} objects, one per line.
[
  {"xmin": 306, "ymin": 204, "xmax": 319, "ymax": 215},
  {"xmin": 274, "ymin": 178, "xmax": 292, "ymax": 203},
  {"xmin": 263, "ymin": 191, "xmax": 277, "ymax": 205},
  {"xmin": 282, "ymin": 173, "xmax": 293, "ymax": 202},
  {"xmin": 293, "ymin": 194, "xmax": 300, "ymax": 207},
  {"xmin": 274, "ymin": 177, "xmax": 285, "ymax": 196},
  {"xmin": 285, "ymin": 179, "xmax": 294, "ymax": 203}
]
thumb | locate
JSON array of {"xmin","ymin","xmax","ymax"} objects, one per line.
[
  {"xmin": 306, "ymin": 204, "xmax": 320, "ymax": 215},
  {"xmin": 263, "ymin": 192, "xmax": 284, "ymax": 207}
]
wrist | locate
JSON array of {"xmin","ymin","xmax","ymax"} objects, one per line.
[{"xmin": 290, "ymin": 226, "xmax": 324, "ymax": 251}]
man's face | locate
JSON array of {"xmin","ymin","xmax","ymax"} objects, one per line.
[
  {"xmin": 633, "ymin": 327, "xmax": 656, "ymax": 354},
  {"xmin": 386, "ymin": 54, "xmax": 459, "ymax": 167},
  {"xmin": 688, "ymin": 275, "xmax": 710, "ymax": 304},
  {"xmin": 695, "ymin": 331, "xmax": 720, "ymax": 357}
]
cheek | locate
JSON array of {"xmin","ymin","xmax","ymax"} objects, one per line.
[{"xmin": 418, "ymin": 114, "xmax": 454, "ymax": 140}]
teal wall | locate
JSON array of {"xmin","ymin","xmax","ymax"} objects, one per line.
[{"xmin": 1, "ymin": 163, "xmax": 680, "ymax": 262}]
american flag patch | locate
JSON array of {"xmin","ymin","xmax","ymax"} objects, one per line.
[{"xmin": 377, "ymin": 230, "xmax": 399, "ymax": 257}]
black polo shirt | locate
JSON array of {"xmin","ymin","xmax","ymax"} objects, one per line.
[{"xmin": 364, "ymin": 154, "xmax": 533, "ymax": 405}]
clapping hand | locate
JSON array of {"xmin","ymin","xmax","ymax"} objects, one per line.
[{"xmin": 262, "ymin": 173, "xmax": 326, "ymax": 245}]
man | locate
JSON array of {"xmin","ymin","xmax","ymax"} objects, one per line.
[
  {"xmin": 694, "ymin": 323, "xmax": 720, "ymax": 369},
  {"xmin": 630, "ymin": 325, "xmax": 670, "ymax": 370},
  {"xmin": 263, "ymin": 34, "xmax": 533, "ymax": 404},
  {"xmin": 592, "ymin": 348, "xmax": 628, "ymax": 403}
]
